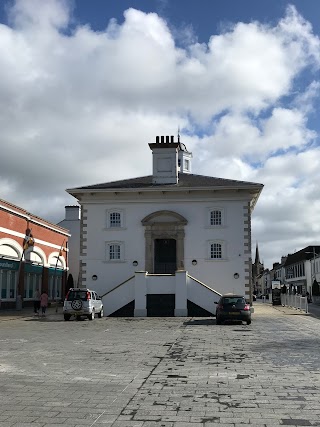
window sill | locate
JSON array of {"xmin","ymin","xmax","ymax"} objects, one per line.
[
  {"xmin": 103, "ymin": 260, "xmax": 126, "ymax": 264},
  {"xmin": 103, "ymin": 227, "xmax": 127, "ymax": 231}
]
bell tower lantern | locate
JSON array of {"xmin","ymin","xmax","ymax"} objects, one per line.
[{"xmin": 149, "ymin": 135, "xmax": 192, "ymax": 185}]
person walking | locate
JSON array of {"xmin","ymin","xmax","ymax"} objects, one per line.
[
  {"xmin": 34, "ymin": 288, "xmax": 40, "ymax": 315},
  {"xmin": 40, "ymin": 291, "xmax": 49, "ymax": 317}
]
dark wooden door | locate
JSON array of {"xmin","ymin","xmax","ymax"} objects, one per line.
[
  {"xmin": 154, "ymin": 239, "xmax": 176, "ymax": 274},
  {"xmin": 147, "ymin": 294, "xmax": 175, "ymax": 317}
]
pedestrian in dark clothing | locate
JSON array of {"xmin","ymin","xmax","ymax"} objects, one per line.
[
  {"xmin": 40, "ymin": 291, "xmax": 49, "ymax": 317},
  {"xmin": 34, "ymin": 289, "xmax": 40, "ymax": 315}
]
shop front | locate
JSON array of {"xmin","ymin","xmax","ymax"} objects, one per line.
[
  {"xmin": 23, "ymin": 263, "xmax": 43, "ymax": 301},
  {"xmin": 288, "ymin": 280, "xmax": 307, "ymax": 296},
  {"xmin": 0, "ymin": 260, "xmax": 66, "ymax": 309},
  {"xmin": 0, "ymin": 259, "xmax": 19, "ymax": 308},
  {"xmin": 48, "ymin": 267, "xmax": 64, "ymax": 302}
]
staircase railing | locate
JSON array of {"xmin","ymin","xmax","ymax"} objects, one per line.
[
  {"xmin": 187, "ymin": 274, "xmax": 222, "ymax": 296},
  {"xmin": 100, "ymin": 275, "xmax": 135, "ymax": 298}
]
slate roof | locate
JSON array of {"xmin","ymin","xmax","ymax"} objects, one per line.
[
  {"xmin": 68, "ymin": 173, "xmax": 263, "ymax": 191},
  {"xmin": 284, "ymin": 246, "xmax": 320, "ymax": 266}
]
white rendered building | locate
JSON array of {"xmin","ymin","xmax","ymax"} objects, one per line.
[{"xmin": 67, "ymin": 135, "xmax": 263, "ymax": 316}]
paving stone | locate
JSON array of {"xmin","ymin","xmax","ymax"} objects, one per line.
[{"xmin": 1, "ymin": 303, "xmax": 320, "ymax": 426}]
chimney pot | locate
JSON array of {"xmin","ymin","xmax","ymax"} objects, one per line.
[
  {"xmin": 166, "ymin": 136, "xmax": 169, "ymax": 143},
  {"xmin": 161, "ymin": 136, "xmax": 164, "ymax": 143},
  {"xmin": 156, "ymin": 136, "xmax": 159, "ymax": 143},
  {"xmin": 171, "ymin": 135, "xmax": 174, "ymax": 143}
]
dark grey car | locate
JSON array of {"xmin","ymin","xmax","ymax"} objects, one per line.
[{"xmin": 215, "ymin": 294, "xmax": 251, "ymax": 325}]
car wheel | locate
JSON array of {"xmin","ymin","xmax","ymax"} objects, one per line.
[
  {"xmin": 71, "ymin": 299, "xmax": 82, "ymax": 311},
  {"xmin": 88, "ymin": 311, "xmax": 94, "ymax": 321},
  {"xmin": 216, "ymin": 317, "xmax": 221, "ymax": 325},
  {"xmin": 247, "ymin": 319, "xmax": 251, "ymax": 325},
  {"xmin": 64, "ymin": 314, "xmax": 71, "ymax": 321},
  {"xmin": 98, "ymin": 308, "xmax": 104, "ymax": 318}
]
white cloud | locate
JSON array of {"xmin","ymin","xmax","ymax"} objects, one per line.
[
  {"xmin": 193, "ymin": 106, "xmax": 316, "ymax": 173},
  {"xmin": 8, "ymin": 0, "xmax": 70, "ymax": 30},
  {"xmin": 251, "ymin": 147, "xmax": 320, "ymax": 264},
  {"xmin": 0, "ymin": 1, "xmax": 319, "ymax": 268},
  {"xmin": 293, "ymin": 80, "xmax": 320, "ymax": 114}
]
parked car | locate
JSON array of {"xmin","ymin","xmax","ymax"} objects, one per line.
[
  {"xmin": 215, "ymin": 294, "xmax": 251, "ymax": 325},
  {"xmin": 63, "ymin": 288, "xmax": 104, "ymax": 321}
]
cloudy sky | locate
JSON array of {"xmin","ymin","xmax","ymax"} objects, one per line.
[{"xmin": 1, "ymin": 0, "xmax": 320, "ymax": 269}]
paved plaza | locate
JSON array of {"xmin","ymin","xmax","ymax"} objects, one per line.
[{"xmin": 0, "ymin": 303, "xmax": 320, "ymax": 427}]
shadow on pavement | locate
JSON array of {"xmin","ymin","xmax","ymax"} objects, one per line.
[
  {"xmin": 23, "ymin": 316, "xmax": 65, "ymax": 322},
  {"xmin": 183, "ymin": 318, "xmax": 216, "ymax": 326}
]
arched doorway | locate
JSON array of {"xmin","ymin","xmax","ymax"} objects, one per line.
[{"xmin": 141, "ymin": 210, "xmax": 188, "ymax": 274}]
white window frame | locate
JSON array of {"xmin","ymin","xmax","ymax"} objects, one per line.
[
  {"xmin": 23, "ymin": 272, "xmax": 42, "ymax": 300},
  {"xmin": 49, "ymin": 274, "xmax": 62, "ymax": 300},
  {"xmin": 106, "ymin": 209, "xmax": 125, "ymax": 229},
  {"xmin": 105, "ymin": 241, "xmax": 124, "ymax": 262},
  {"xmin": 207, "ymin": 240, "xmax": 226, "ymax": 261},
  {"xmin": 0, "ymin": 269, "xmax": 17, "ymax": 300},
  {"xmin": 207, "ymin": 207, "xmax": 225, "ymax": 227}
]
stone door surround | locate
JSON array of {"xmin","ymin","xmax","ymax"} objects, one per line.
[{"xmin": 141, "ymin": 210, "xmax": 188, "ymax": 274}]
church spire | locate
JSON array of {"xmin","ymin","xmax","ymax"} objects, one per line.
[{"xmin": 255, "ymin": 243, "xmax": 260, "ymax": 265}]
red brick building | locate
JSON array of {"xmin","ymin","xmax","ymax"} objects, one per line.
[{"xmin": 0, "ymin": 198, "xmax": 70, "ymax": 309}]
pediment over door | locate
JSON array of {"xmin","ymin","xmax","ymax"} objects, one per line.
[{"xmin": 141, "ymin": 210, "xmax": 188, "ymax": 226}]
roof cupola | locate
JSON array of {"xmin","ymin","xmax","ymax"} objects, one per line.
[{"xmin": 148, "ymin": 135, "xmax": 192, "ymax": 185}]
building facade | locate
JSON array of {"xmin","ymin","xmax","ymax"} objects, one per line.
[
  {"xmin": 67, "ymin": 136, "xmax": 263, "ymax": 316},
  {"xmin": 283, "ymin": 246, "xmax": 320, "ymax": 296},
  {"xmin": 0, "ymin": 199, "xmax": 69, "ymax": 309},
  {"xmin": 58, "ymin": 205, "xmax": 81, "ymax": 287}
]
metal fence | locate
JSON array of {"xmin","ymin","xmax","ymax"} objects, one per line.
[
  {"xmin": 261, "ymin": 294, "xmax": 309, "ymax": 313},
  {"xmin": 280, "ymin": 294, "xmax": 308, "ymax": 313}
]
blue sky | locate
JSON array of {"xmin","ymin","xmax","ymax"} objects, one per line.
[
  {"xmin": 0, "ymin": 0, "xmax": 320, "ymax": 268},
  {"xmin": 71, "ymin": 1, "xmax": 320, "ymax": 37},
  {"xmin": 71, "ymin": 0, "xmax": 320, "ymax": 130}
]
